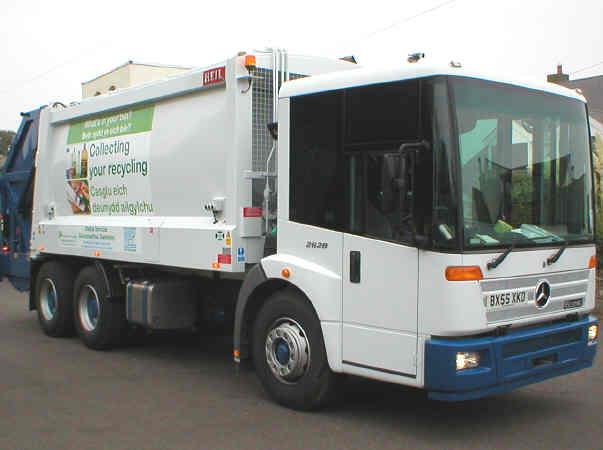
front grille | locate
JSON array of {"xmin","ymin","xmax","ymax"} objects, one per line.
[
  {"xmin": 502, "ymin": 328, "xmax": 582, "ymax": 357},
  {"xmin": 480, "ymin": 269, "xmax": 590, "ymax": 324}
]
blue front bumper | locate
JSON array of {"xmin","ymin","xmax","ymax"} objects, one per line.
[{"xmin": 425, "ymin": 316, "xmax": 598, "ymax": 401}]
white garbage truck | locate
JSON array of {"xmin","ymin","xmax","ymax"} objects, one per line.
[{"xmin": 28, "ymin": 50, "xmax": 598, "ymax": 410}]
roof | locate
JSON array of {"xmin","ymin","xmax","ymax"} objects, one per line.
[
  {"xmin": 82, "ymin": 60, "xmax": 192, "ymax": 85},
  {"xmin": 562, "ymin": 74, "xmax": 603, "ymax": 123},
  {"xmin": 279, "ymin": 63, "xmax": 587, "ymax": 102}
]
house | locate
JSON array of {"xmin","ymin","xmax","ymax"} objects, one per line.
[
  {"xmin": 547, "ymin": 65, "xmax": 603, "ymax": 216},
  {"xmin": 81, "ymin": 61, "xmax": 191, "ymax": 99},
  {"xmin": 547, "ymin": 64, "xmax": 603, "ymax": 125}
]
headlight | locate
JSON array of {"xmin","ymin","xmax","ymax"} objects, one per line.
[
  {"xmin": 456, "ymin": 351, "xmax": 480, "ymax": 371},
  {"xmin": 588, "ymin": 324, "xmax": 598, "ymax": 344}
]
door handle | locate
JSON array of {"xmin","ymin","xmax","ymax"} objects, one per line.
[{"xmin": 350, "ymin": 251, "xmax": 361, "ymax": 283}]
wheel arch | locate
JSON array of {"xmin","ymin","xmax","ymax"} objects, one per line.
[
  {"xmin": 234, "ymin": 258, "xmax": 342, "ymax": 375},
  {"xmin": 91, "ymin": 259, "xmax": 124, "ymax": 301},
  {"xmin": 234, "ymin": 265, "xmax": 322, "ymax": 363},
  {"xmin": 29, "ymin": 258, "xmax": 44, "ymax": 310}
]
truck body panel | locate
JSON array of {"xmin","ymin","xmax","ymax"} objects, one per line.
[{"xmin": 31, "ymin": 53, "xmax": 356, "ymax": 273}]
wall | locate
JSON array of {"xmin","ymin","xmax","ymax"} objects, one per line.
[{"xmin": 82, "ymin": 64, "xmax": 190, "ymax": 99}]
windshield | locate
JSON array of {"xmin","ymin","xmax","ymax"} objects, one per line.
[{"xmin": 451, "ymin": 78, "xmax": 593, "ymax": 249}]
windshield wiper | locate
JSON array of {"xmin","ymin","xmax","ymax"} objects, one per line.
[
  {"xmin": 487, "ymin": 242, "xmax": 516, "ymax": 270},
  {"xmin": 546, "ymin": 240, "xmax": 567, "ymax": 266}
]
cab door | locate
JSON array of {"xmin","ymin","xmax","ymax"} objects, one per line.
[
  {"xmin": 338, "ymin": 78, "xmax": 428, "ymax": 378},
  {"xmin": 341, "ymin": 151, "xmax": 419, "ymax": 378},
  {"xmin": 342, "ymin": 235, "xmax": 418, "ymax": 376}
]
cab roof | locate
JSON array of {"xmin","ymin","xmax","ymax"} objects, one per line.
[{"xmin": 279, "ymin": 63, "xmax": 586, "ymax": 102}]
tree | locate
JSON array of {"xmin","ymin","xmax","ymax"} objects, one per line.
[
  {"xmin": 0, "ymin": 130, "xmax": 15, "ymax": 156},
  {"xmin": 594, "ymin": 133, "xmax": 603, "ymax": 240},
  {"xmin": 0, "ymin": 129, "xmax": 15, "ymax": 169}
]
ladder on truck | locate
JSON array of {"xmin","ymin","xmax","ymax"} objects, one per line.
[
  {"xmin": 0, "ymin": 107, "xmax": 42, "ymax": 291},
  {"xmin": 247, "ymin": 48, "xmax": 292, "ymax": 238}
]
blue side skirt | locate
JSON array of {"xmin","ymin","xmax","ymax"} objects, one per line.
[{"xmin": 425, "ymin": 316, "xmax": 598, "ymax": 401}]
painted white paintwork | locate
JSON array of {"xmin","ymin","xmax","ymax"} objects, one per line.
[
  {"xmin": 262, "ymin": 228, "xmax": 343, "ymax": 322},
  {"xmin": 280, "ymin": 62, "xmax": 586, "ymax": 102},
  {"xmin": 417, "ymin": 246, "xmax": 596, "ymax": 337},
  {"xmin": 342, "ymin": 234, "xmax": 419, "ymax": 377},
  {"xmin": 276, "ymin": 98, "xmax": 290, "ymax": 221},
  {"xmin": 261, "ymin": 243, "xmax": 343, "ymax": 374}
]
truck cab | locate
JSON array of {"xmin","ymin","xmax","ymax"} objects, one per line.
[{"xmin": 246, "ymin": 64, "xmax": 598, "ymax": 403}]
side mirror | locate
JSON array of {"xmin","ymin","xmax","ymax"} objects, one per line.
[
  {"xmin": 395, "ymin": 141, "xmax": 430, "ymax": 219},
  {"xmin": 377, "ymin": 153, "xmax": 400, "ymax": 213}
]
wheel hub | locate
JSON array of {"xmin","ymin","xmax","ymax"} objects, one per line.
[
  {"xmin": 265, "ymin": 318, "xmax": 310, "ymax": 383},
  {"xmin": 39, "ymin": 278, "xmax": 58, "ymax": 321},
  {"xmin": 274, "ymin": 339, "xmax": 290, "ymax": 365},
  {"xmin": 78, "ymin": 284, "xmax": 100, "ymax": 332}
]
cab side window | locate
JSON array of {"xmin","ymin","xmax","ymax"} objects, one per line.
[
  {"xmin": 289, "ymin": 80, "xmax": 423, "ymax": 243},
  {"xmin": 289, "ymin": 91, "xmax": 344, "ymax": 230},
  {"xmin": 344, "ymin": 80, "xmax": 421, "ymax": 243}
]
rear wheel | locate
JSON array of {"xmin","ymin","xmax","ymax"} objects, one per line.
[
  {"xmin": 252, "ymin": 289, "xmax": 337, "ymax": 411},
  {"xmin": 74, "ymin": 266, "xmax": 127, "ymax": 350},
  {"xmin": 34, "ymin": 261, "xmax": 75, "ymax": 337}
]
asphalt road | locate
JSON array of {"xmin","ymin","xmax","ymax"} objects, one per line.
[{"xmin": 1, "ymin": 282, "xmax": 601, "ymax": 450}]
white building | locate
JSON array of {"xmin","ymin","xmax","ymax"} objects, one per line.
[{"xmin": 81, "ymin": 61, "xmax": 191, "ymax": 99}]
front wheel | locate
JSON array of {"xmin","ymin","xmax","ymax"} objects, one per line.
[{"xmin": 252, "ymin": 289, "xmax": 337, "ymax": 410}]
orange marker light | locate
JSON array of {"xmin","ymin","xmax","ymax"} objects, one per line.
[
  {"xmin": 588, "ymin": 255, "xmax": 597, "ymax": 269},
  {"xmin": 212, "ymin": 262, "xmax": 221, "ymax": 269},
  {"xmin": 244, "ymin": 54, "xmax": 256, "ymax": 70},
  {"xmin": 93, "ymin": 251, "xmax": 101, "ymax": 257},
  {"xmin": 233, "ymin": 349, "xmax": 240, "ymax": 358},
  {"xmin": 445, "ymin": 266, "xmax": 484, "ymax": 281},
  {"xmin": 281, "ymin": 268, "xmax": 291, "ymax": 279}
]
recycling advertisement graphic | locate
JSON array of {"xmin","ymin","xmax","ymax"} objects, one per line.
[{"xmin": 65, "ymin": 106, "xmax": 154, "ymax": 216}]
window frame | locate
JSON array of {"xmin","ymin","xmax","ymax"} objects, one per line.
[{"xmin": 289, "ymin": 78, "xmax": 429, "ymax": 247}]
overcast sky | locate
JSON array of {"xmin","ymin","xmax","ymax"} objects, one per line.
[{"xmin": 1, "ymin": 0, "xmax": 602, "ymax": 131}]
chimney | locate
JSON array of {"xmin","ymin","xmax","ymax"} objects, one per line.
[
  {"xmin": 547, "ymin": 64, "xmax": 569, "ymax": 84},
  {"xmin": 340, "ymin": 55, "xmax": 357, "ymax": 64}
]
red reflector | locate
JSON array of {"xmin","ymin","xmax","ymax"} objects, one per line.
[
  {"xmin": 218, "ymin": 254, "xmax": 232, "ymax": 264},
  {"xmin": 243, "ymin": 207, "xmax": 263, "ymax": 218}
]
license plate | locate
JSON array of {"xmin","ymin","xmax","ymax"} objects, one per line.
[{"xmin": 484, "ymin": 290, "xmax": 529, "ymax": 309}]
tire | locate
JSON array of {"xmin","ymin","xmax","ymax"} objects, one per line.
[
  {"xmin": 252, "ymin": 288, "xmax": 337, "ymax": 411},
  {"xmin": 73, "ymin": 265, "xmax": 127, "ymax": 350},
  {"xmin": 34, "ymin": 261, "xmax": 75, "ymax": 337}
]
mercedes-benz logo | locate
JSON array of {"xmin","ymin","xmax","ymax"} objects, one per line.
[{"xmin": 535, "ymin": 280, "xmax": 551, "ymax": 308}]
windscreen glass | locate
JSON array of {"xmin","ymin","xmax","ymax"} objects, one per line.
[{"xmin": 452, "ymin": 78, "xmax": 593, "ymax": 248}]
